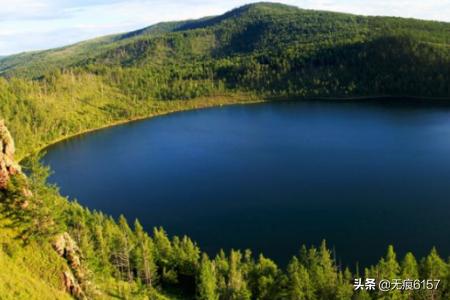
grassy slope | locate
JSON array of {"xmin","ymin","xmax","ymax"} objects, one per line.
[
  {"xmin": 0, "ymin": 227, "xmax": 171, "ymax": 300},
  {"xmin": 0, "ymin": 218, "xmax": 70, "ymax": 300}
]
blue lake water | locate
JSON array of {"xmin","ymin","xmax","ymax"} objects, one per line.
[{"xmin": 43, "ymin": 100, "xmax": 450, "ymax": 267}]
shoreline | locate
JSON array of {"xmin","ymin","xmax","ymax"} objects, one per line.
[
  {"xmin": 18, "ymin": 94, "xmax": 265, "ymax": 162},
  {"xmin": 19, "ymin": 93, "xmax": 450, "ymax": 162}
]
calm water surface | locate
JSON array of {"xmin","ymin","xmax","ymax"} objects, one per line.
[{"xmin": 43, "ymin": 100, "xmax": 450, "ymax": 266}]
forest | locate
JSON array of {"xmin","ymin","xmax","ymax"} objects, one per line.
[{"xmin": 0, "ymin": 2, "xmax": 449, "ymax": 299}]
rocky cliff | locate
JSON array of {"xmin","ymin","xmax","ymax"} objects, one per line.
[
  {"xmin": 0, "ymin": 120, "xmax": 89, "ymax": 299},
  {"xmin": 53, "ymin": 233, "xmax": 89, "ymax": 300},
  {"xmin": 0, "ymin": 119, "xmax": 21, "ymax": 189}
]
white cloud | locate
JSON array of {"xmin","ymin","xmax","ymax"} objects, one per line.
[
  {"xmin": 0, "ymin": 0, "xmax": 449, "ymax": 55},
  {"xmin": 299, "ymin": 0, "xmax": 450, "ymax": 21}
]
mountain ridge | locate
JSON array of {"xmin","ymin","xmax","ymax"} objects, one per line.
[{"xmin": 1, "ymin": 2, "xmax": 449, "ymax": 79}]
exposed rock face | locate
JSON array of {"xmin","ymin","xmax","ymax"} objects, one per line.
[
  {"xmin": 1, "ymin": 121, "xmax": 90, "ymax": 299},
  {"xmin": 53, "ymin": 233, "xmax": 88, "ymax": 300},
  {"xmin": 0, "ymin": 120, "xmax": 21, "ymax": 189}
]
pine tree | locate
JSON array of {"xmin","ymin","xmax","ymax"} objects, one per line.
[
  {"xmin": 379, "ymin": 245, "xmax": 400, "ymax": 279},
  {"xmin": 133, "ymin": 219, "xmax": 157, "ymax": 287},
  {"xmin": 197, "ymin": 254, "xmax": 218, "ymax": 300},
  {"xmin": 421, "ymin": 248, "xmax": 448, "ymax": 300},
  {"xmin": 214, "ymin": 250, "xmax": 229, "ymax": 296},
  {"xmin": 310, "ymin": 240, "xmax": 337, "ymax": 299},
  {"xmin": 93, "ymin": 223, "xmax": 110, "ymax": 273},
  {"xmin": 400, "ymin": 253, "xmax": 419, "ymax": 300},
  {"xmin": 173, "ymin": 235, "xmax": 200, "ymax": 276},
  {"xmin": 225, "ymin": 250, "xmax": 251, "ymax": 300},
  {"xmin": 110, "ymin": 215, "xmax": 134, "ymax": 282},
  {"xmin": 12, "ymin": 155, "xmax": 62, "ymax": 241},
  {"xmin": 250, "ymin": 254, "xmax": 279, "ymax": 300},
  {"xmin": 376, "ymin": 245, "xmax": 402, "ymax": 300},
  {"xmin": 401, "ymin": 252, "xmax": 419, "ymax": 279},
  {"xmin": 287, "ymin": 256, "xmax": 316, "ymax": 300},
  {"xmin": 153, "ymin": 227, "xmax": 173, "ymax": 266},
  {"xmin": 335, "ymin": 268, "xmax": 354, "ymax": 300},
  {"xmin": 153, "ymin": 227, "xmax": 177, "ymax": 283}
]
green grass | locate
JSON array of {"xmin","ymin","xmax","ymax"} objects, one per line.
[{"xmin": 0, "ymin": 219, "xmax": 70, "ymax": 300}]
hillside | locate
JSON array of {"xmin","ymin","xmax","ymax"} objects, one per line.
[
  {"xmin": 1, "ymin": 3, "xmax": 449, "ymax": 94},
  {"xmin": 1, "ymin": 2, "xmax": 450, "ymax": 299}
]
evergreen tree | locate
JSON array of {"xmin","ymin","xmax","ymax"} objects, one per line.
[
  {"xmin": 421, "ymin": 248, "xmax": 448, "ymax": 300},
  {"xmin": 249, "ymin": 254, "xmax": 280, "ymax": 300},
  {"xmin": 173, "ymin": 235, "xmax": 201, "ymax": 276},
  {"xmin": 335, "ymin": 268, "xmax": 354, "ymax": 300},
  {"xmin": 310, "ymin": 240, "xmax": 337, "ymax": 299},
  {"xmin": 110, "ymin": 215, "xmax": 134, "ymax": 282},
  {"xmin": 133, "ymin": 219, "xmax": 157, "ymax": 288},
  {"xmin": 153, "ymin": 227, "xmax": 177, "ymax": 283},
  {"xmin": 375, "ymin": 245, "xmax": 402, "ymax": 300},
  {"xmin": 379, "ymin": 245, "xmax": 400, "ymax": 279},
  {"xmin": 401, "ymin": 252, "xmax": 419, "ymax": 279},
  {"xmin": 197, "ymin": 253, "xmax": 219, "ymax": 300},
  {"xmin": 287, "ymin": 256, "xmax": 316, "ymax": 300},
  {"xmin": 214, "ymin": 249, "xmax": 230, "ymax": 296},
  {"xmin": 400, "ymin": 252, "xmax": 419, "ymax": 300},
  {"xmin": 225, "ymin": 250, "xmax": 251, "ymax": 300}
]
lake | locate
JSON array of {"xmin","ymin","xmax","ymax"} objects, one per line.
[{"xmin": 43, "ymin": 100, "xmax": 450, "ymax": 267}]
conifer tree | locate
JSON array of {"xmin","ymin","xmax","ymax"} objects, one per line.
[
  {"xmin": 376, "ymin": 245, "xmax": 402, "ymax": 300},
  {"xmin": 401, "ymin": 252, "xmax": 419, "ymax": 279},
  {"xmin": 287, "ymin": 256, "xmax": 316, "ymax": 300},
  {"xmin": 173, "ymin": 235, "xmax": 201, "ymax": 276},
  {"xmin": 400, "ymin": 253, "xmax": 419, "ymax": 300},
  {"xmin": 249, "ymin": 254, "xmax": 280, "ymax": 300},
  {"xmin": 335, "ymin": 268, "xmax": 353, "ymax": 300},
  {"xmin": 310, "ymin": 240, "xmax": 337, "ymax": 299},
  {"xmin": 214, "ymin": 249, "xmax": 230, "ymax": 296},
  {"xmin": 225, "ymin": 250, "xmax": 251, "ymax": 300},
  {"xmin": 421, "ymin": 248, "xmax": 448, "ymax": 299},
  {"xmin": 110, "ymin": 215, "xmax": 133, "ymax": 282},
  {"xmin": 133, "ymin": 219, "xmax": 157, "ymax": 287},
  {"xmin": 379, "ymin": 245, "xmax": 400, "ymax": 279},
  {"xmin": 197, "ymin": 253, "xmax": 218, "ymax": 300},
  {"xmin": 153, "ymin": 227, "xmax": 177, "ymax": 283}
]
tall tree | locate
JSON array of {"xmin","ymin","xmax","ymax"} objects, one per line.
[
  {"xmin": 225, "ymin": 250, "xmax": 251, "ymax": 300},
  {"xmin": 287, "ymin": 256, "xmax": 316, "ymax": 300},
  {"xmin": 197, "ymin": 254, "xmax": 219, "ymax": 300},
  {"xmin": 249, "ymin": 254, "xmax": 280, "ymax": 300},
  {"xmin": 133, "ymin": 219, "xmax": 157, "ymax": 287}
]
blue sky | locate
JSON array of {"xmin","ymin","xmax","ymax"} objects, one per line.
[{"xmin": 1, "ymin": 0, "xmax": 449, "ymax": 56}]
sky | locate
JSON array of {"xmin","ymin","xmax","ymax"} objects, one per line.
[{"xmin": 1, "ymin": 0, "xmax": 449, "ymax": 56}]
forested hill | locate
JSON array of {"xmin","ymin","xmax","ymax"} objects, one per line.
[{"xmin": 1, "ymin": 2, "xmax": 449, "ymax": 98}]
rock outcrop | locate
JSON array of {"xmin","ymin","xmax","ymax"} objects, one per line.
[
  {"xmin": 0, "ymin": 120, "xmax": 21, "ymax": 189},
  {"xmin": 1, "ymin": 121, "xmax": 90, "ymax": 299},
  {"xmin": 53, "ymin": 232, "xmax": 88, "ymax": 300}
]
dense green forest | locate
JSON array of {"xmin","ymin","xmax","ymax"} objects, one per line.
[{"xmin": 1, "ymin": 2, "xmax": 450, "ymax": 299}]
